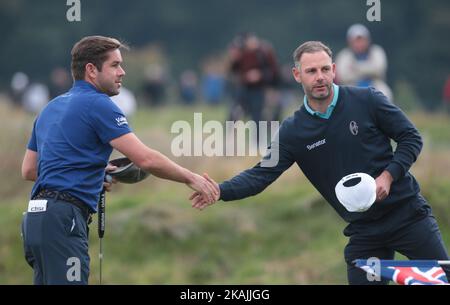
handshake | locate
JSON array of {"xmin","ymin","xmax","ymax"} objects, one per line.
[
  {"xmin": 187, "ymin": 173, "xmax": 220, "ymax": 210},
  {"xmin": 105, "ymin": 157, "xmax": 221, "ymax": 210}
]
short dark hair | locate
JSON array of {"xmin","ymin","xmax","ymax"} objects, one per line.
[
  {"xmin": 292, "ymin": 41, "xmax": 333, "ymax": 67},
  {"xmin": 71, "ymin": 36, "xmax": 128, "ymax": 80}
]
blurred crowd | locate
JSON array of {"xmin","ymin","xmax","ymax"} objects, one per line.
[{"xmin": 5, "ymin": 24, "xmax": 449, "ymax": 119}]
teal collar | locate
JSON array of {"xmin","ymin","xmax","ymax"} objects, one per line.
[{"xmin": 303, "ymin": 83, "xmax": 339, "ymax": 119}]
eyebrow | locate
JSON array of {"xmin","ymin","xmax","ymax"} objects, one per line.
[{"xmin": 305, "ymin": 65, "xmax": 331, "ymax": 71}]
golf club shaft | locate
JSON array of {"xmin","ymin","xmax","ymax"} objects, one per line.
[{"xmin": 99, "ymin": 238, "xmax": 103, "ymax": 284}]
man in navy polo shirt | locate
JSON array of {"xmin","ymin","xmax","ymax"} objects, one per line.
[
  {"xmin": 21, "ymin": 36, "xmax": 218, "ymax": 285},
  {"xmin": 190, "ymin": 41, "xmax": 450, "ymax": 284}
]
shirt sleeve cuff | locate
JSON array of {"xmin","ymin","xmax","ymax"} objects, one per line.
[
  {"xmin": 219, "ymin": 183, "xmax": 229, "ymax": 201},
  {"xmin": 385, "ymin": 162, "xmax": 404, "ymax": 182}
]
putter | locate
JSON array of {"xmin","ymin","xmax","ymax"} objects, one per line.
[
  {"xmin": 98, "ymin": 174, "xmax": 112, "ymax": 285},
  {"xmin": 97, "ymin": 157, "xmax": 149, "ymax": 284}
]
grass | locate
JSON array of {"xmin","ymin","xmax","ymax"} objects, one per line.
[{"xmin": 0, "ymin": 97, "xmax": 449, "ymax": 284}]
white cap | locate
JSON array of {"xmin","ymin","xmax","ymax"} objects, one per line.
[
  {"xmin": 347, "ymin": 24, "xmax": 370, "ymax": 40},
  {"xmin": 335, "ymin": 173, "xmax": 376, "ymax": 212}
]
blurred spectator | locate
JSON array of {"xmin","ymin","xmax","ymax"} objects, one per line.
[
  {"xmin": 201, "ymin": 59, "xmax": 225, "ymax": 105},
  {"xmin": 22, "ymin": 83, "xmax": 50, "ymax": 114},
  {"xmin": 110, "ymin": 86, "xmax": 137, "ymax": 117},
  {"xmin": 179, "ymin": 70, "xmax": 198, "ymax": 105},
  {"xmin": 227, "ymin": 33, "xmax": 280, "ymax": 139},
  {"xmin": 266, "ymin": 63, "xmax": 299, "ymax": 122},
  {"xmin": 143, "ymin": 63, "xmax": 168, "ymax": 106},
  {"xmin": 226, "ymin": 36, "xmax": 246, "ymax": 121},
  {"xmin": 263, "ymin": 87, "xmax": 282, "ymax": 125},
  {"xmin": 9, "ymin": 71, "xmax": 29, "ymax": 107},
  {"xmin": 443, "ymin": 75, "xmax": 450, "ymax": 114},
  {"xmin": 49, "ymin": 67, "xmax": 71, "ymax": 99},
  {"xmin": 336, "ymin": 24, "xmax": 393, "ymax": 101}
]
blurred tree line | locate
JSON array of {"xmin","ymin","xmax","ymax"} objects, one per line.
[{"xmin": 0, "ymin": 0, "xmax": 448, "ymax": 109}]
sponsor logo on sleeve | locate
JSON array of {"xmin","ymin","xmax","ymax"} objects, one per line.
[{"xmin": 115, "ymin": 116, "xmax": 128, "ymax": 127}]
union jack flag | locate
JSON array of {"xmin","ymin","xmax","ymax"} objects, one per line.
[{"xmin": 354, "ymin": 259, "xmax": 449, "ymax": 285}]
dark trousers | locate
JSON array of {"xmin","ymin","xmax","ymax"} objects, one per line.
[
  {"xmin": 21, "ymin": 198, "xmax": 90, "ymax": 285},
  {"xmin": 241, "ymin": 87, "xmax": 265, "ymax": 143},
  {"xmin": 344, "ymin": 195, "xmax": 450, "ymax": 285}
]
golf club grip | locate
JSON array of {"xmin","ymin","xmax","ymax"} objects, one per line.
[
  {"xmin": 98, "ymin": 188, "xmax": 106, "ymax": 238},
  {"xmin": 98, "ymin": 173, "xmax": 112, "ymax": 238}
]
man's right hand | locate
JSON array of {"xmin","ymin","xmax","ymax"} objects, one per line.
[
  {"xmin": 190, "ymin": 173, "xmax": 220, "ymax": 210},
  {"xmin": 186, "ymin": 172, "xmax": 219, "ymax": 205}
]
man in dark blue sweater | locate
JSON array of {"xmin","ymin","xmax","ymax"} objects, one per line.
[{"xmin": 191, "ymin": 41, "xmax": 449, "ymax": 284}]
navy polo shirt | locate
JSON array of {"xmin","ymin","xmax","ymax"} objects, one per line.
[{"xmin": 27, "ymin": 80, "xmax": 132, "ymax": 212}]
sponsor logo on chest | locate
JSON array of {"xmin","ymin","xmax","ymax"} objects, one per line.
[{"xmin": 306, "ymin": 139, "xmax": 326, "ymax": 151}]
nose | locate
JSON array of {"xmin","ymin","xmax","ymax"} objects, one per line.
[
  {"xmin": 118, "ymin": 66, "xmax": 126, "ymax": 77},
  {"xmin": 315, "ymin": 71, "xmax": 324, "ymax": 82},
  {"xmin": 316, "ymin": 71, "xmax": 324, "ymax": 80}
]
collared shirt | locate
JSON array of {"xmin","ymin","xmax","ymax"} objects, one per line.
[
  {"xmin": 303, "ymin": 83, "xmax": 340, "ymax": 119},
  {"xmin": 27, "ymin": 80, "xmax": 132, "ymax": 212}
]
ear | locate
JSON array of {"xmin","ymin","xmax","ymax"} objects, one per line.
[
  {"xmin": 292, "ymin": 66, "xmax": 302, "ymax": 84},
  {"xmin": 85, "ymin": 63, "xmax": 98, "ymax": 80}
]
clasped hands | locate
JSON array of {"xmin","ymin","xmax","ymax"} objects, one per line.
[{"xmin": 189, "ymin": 173, "xmax": 220, "ymax": 210}]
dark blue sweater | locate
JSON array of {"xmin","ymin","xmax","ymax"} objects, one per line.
[{"xmin": 219, "ymin": 86, "xmax": 423, "ymax": 223}]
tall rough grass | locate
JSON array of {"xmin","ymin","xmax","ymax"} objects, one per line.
[{"xmin": 0, "ymin": 97, "xmax": 449, "ymax": 284}]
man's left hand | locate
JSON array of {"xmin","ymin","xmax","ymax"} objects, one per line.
[
  {"xmin": 104, "ymin": 164, "xmax": 118, "ymax": 192},
  {"xmin": 375, "ymin": 170, "xmax": 393, "ymax": 201}
]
